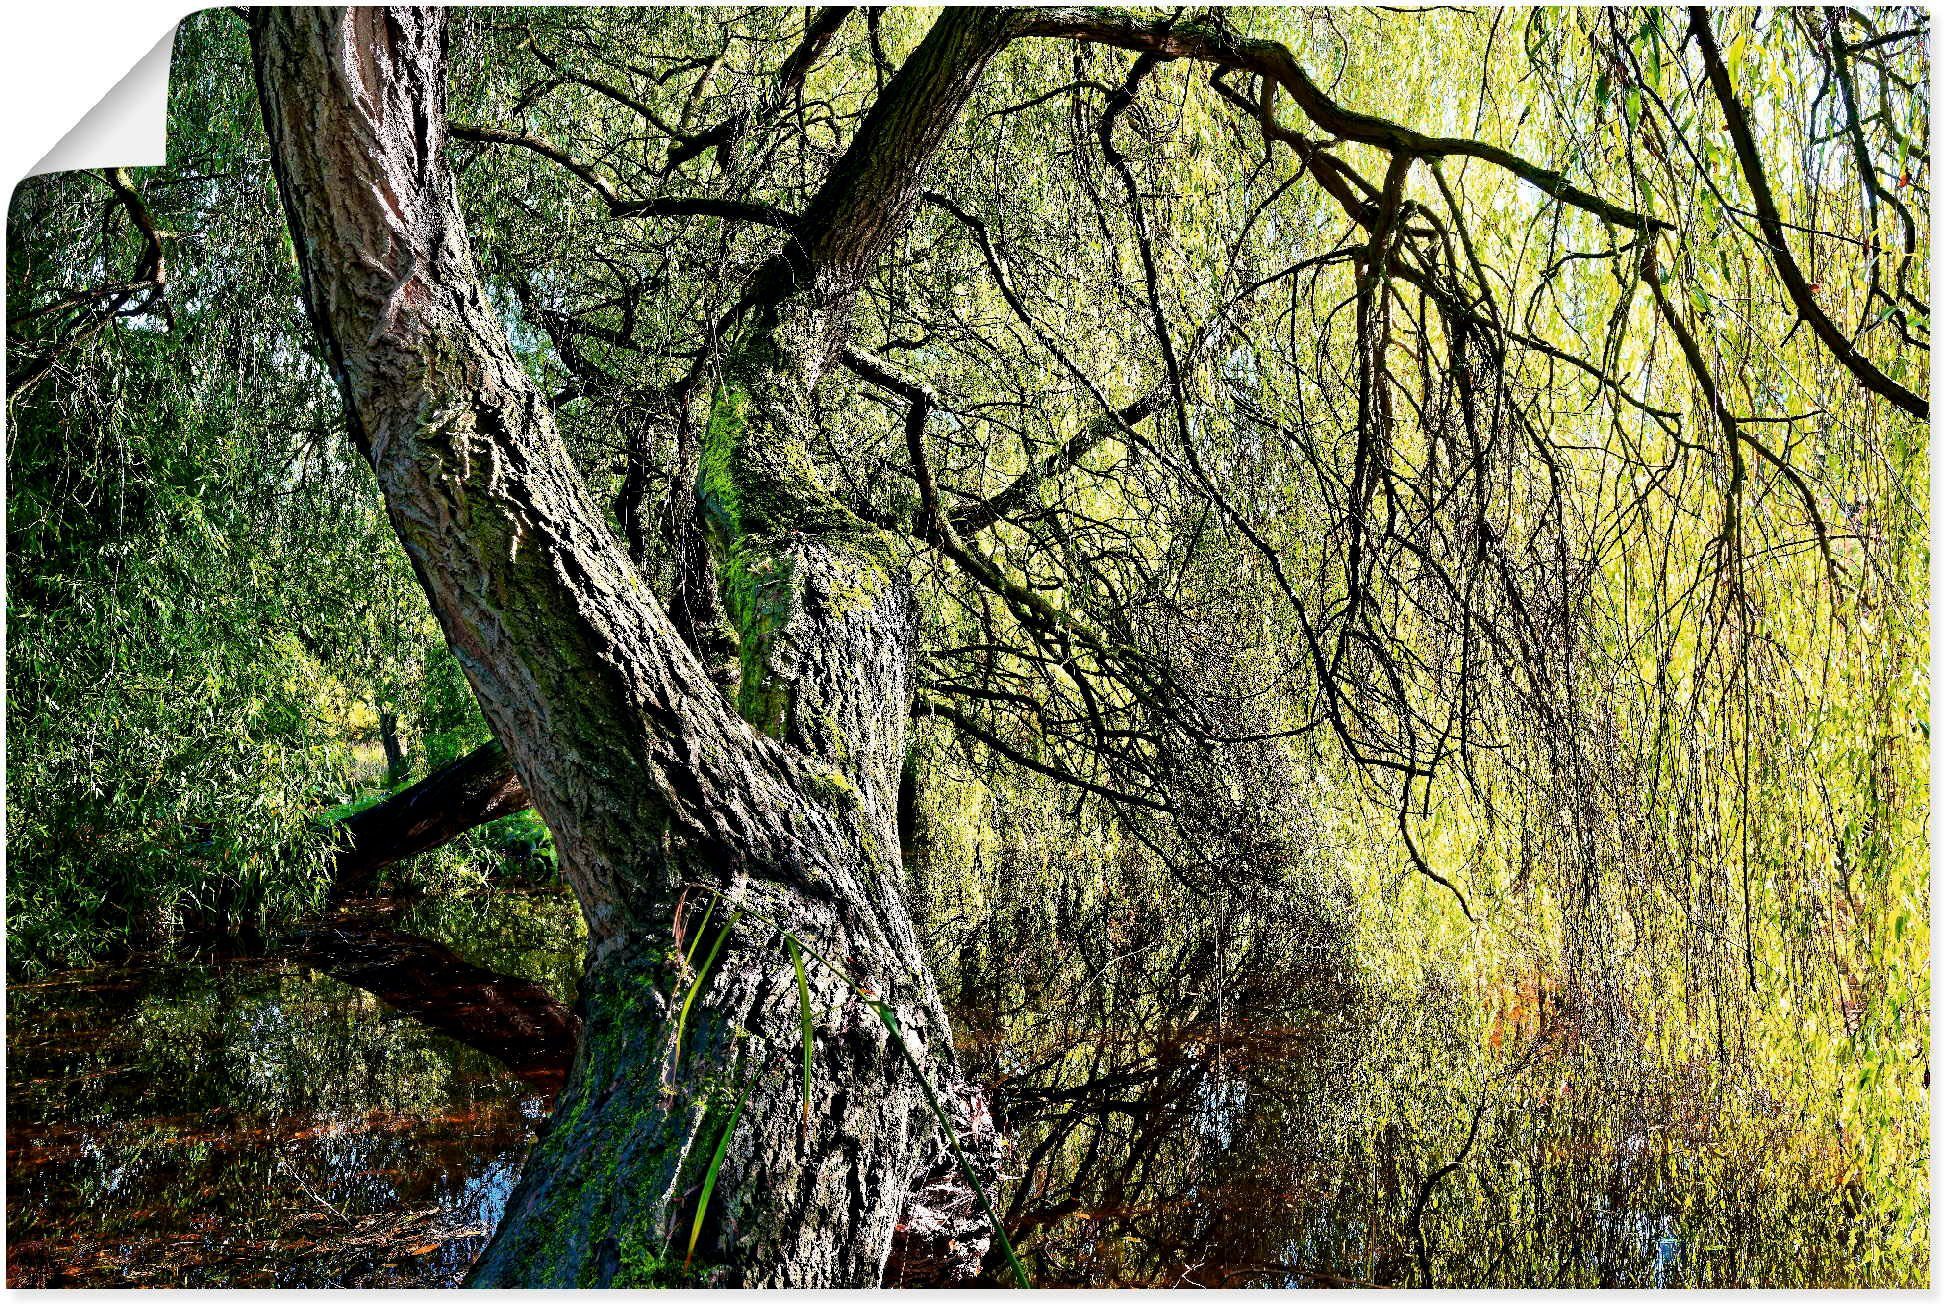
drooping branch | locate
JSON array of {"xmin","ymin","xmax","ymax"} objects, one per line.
[
  {"xmin": 918, "ymin": 189, "xmax": 1166, "ymax": 527},
  {"xmin": 949, "ymin": 386, "xmax": 1166, "ymax": 536},
  {"xmin": 1687, "ymin": 8, "xmax": 1927, "ymax": 420},
  {"xmin": 916, "ymin": 183, "xmax": 1247, "ymax": 537},
  {"xmin": 1818, "ymin": 11, "xmax": 1927, "ymax": 340},
  {"xmin": 1013, "ymin": 7, "xmax": 1671, "ymax": 232},
  {"xmin": 918, "ymin": 694, "xmax": 1171, "ymax": 813},
  {"xmin": 1641, "ymin": 243, "xmax": 1840, "ymax": 588},
  {"xmin": 7, "ymin": 168, "xmax": 170, "ymax": 401},
  {"xmin": 840, "ymin": 340, "xmax": 1143, "ymax": 668}
]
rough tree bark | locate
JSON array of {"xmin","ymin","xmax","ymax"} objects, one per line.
[{"xmin": 251, "ymin": 6, "xmax": 1007, "ymax": 1286}]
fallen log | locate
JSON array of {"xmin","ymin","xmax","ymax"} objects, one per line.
[{"xmin": 329, "ymin": 739, "xmax": 527, "ymax": 896}]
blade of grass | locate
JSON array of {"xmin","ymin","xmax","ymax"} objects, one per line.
[
  {"xmin": 873, "ymin": 1002, "xmax": 1030, "ymax": 1288},
  {"xmin": 681, "ymin": 897, "xmax": 716, "ymax": 969},
  {"xmin": 786, "ymin": 934, "xmax": 814, "ymax": 1131},
  {"xmin": 674, "ymin": 908, "xmax": 740, "ymax": 1074},
  {"xmin": 685, "ymin": 1066, "xmax": 758, "ymax": 1270}
]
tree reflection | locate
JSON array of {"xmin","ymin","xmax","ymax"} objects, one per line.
[
  {"xmin": 952, "ymin": 877, "xmax": 1923, "ymax": 1288},
  {"xmin": 9, "ymin": 878, "xmax": 1923, "ymax": 1288},
  {"xmin": 6, "ymin": 890, "xmax": 580, "ymax": 1287}
]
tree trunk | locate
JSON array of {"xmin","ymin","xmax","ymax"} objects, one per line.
[
  {"xmin": 251, "ymin": 7, "xmax": 1007, "ymax": 1286},
  {"xmin": 328, "ymin": 737, "xmax": 527, "ymax": 895},
  {"xmin": 377, "ymin": 706, "xmax": 408, "ymax": 786}
]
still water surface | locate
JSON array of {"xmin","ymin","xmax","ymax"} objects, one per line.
[
  {"xmin": 7, "ymin": 889, "xmax": 576, "ymax": 1287},
  {"xmin": 6, "ymin": 885, "xmax": 1923, "ymax": 1287}
]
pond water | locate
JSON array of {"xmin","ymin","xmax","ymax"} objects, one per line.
[
  {"xmin": 7, "ymin": 885, "xmax": 1925, "ymax": 1287},
  {"xmin": 6, "ymin": 888, "xmax": 580, "ymax": 1287}
]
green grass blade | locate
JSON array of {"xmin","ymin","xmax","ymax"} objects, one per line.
[
  {"xmin": 787, "ymin": 934, "xmax": 814, "ymax": 1129},
  {"xmin": 674, "ymin": 908, "xmax": 740, "ymax": 1073},
  {"xmin": 874, "ymin": 1002, "xmax": 1030, "ymax": 1288},
  {"xmin": 685, "ymin": 1067, "xmax": 757, "ymax": 1270},
  {"xmin": 681, "ymin": 898, "xmax": 716, "ymax": 969}
]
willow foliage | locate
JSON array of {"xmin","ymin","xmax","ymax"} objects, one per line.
[{"xmin": 4, "ymin": 5, "xmax": 1928, "ymax": 1276}]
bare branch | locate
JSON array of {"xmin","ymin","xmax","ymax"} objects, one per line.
[
  {"xmin": 1014, "ymin": 7, "xmax": 1671, "ymax": 232},
  {"xmin": 450, "ymin": 122, "xmax": 796, "ymax": 227},
  {"xmin": 1688, "ymin": 8, "xmax": 1926, "ymax": 420}
]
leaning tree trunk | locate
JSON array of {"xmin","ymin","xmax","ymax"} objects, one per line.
[
  {"xmin": 252, "ymin": 6, "xmax": 1010, "ymax": 1286},
  {"xmin": 328, "ymin": 738, "xmax": 527, "ymax": 895}
]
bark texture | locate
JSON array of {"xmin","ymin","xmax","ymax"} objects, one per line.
[{"xmin": 251, "ymin": 6, "xmax": 1003, "ymax": 1286}]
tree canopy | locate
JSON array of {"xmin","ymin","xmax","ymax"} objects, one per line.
[{"xmin": 5, "ymin": 4, "xmax": 1929, "ymax": 1287}]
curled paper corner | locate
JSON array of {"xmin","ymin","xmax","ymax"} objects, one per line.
[{"xmin": 29, "ymin": 26, "xmax": 178, "ymax": 179}]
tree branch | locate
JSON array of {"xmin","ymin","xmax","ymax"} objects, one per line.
[
  {"xmin": 450, "ymin": 122, "xmax": 796, "ymax": 226},
  {"xmin": 326, "ymin": 739, "xmax": 529, "ymax": 897},
  {"xmin": 7, "ymin": 168, "xmax": 170, "ymax": 400},
  {"xmin": 668, "ymin": 6, "xmax": 857, "ymax": 169},
  {"xmin": 1688, "ymin": 8, "xmax": 1926, "ymax": 420},
  {"xmin": 919, "ymin": 694, "xmax": 1170, "ymax": 812},
  {"xmin": 1013, "ymin": 7, "xmax": 1671, "ymax": 232}
]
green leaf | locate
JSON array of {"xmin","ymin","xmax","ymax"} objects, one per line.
[
  {"xmin": 787, "ymin": 934, "xmax": 814, "ymax": 1128},
  {"xmin": 685, "ymin": 1065, "xmax": 759, "ymax": 1269},
  {"xmin": 682, "ymin": 898, "xmax": 716, "ymax": 969},
  {"xmin": 675, "ymin": 908, "xmax": 741, "ymax": 1073}
]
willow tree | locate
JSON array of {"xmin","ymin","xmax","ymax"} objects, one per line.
[{"xmin": 233, "ymin": 4, "xmax": 1926, "ymax": 1287}]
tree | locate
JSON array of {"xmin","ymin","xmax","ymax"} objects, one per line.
[
  {"xmin": 251, "ymin": 7, "xmax": 1023, "ymax": 1284},
  {"xmin": 9, "ymin": 2, "xmax": 1921, "ymax": 1287}
]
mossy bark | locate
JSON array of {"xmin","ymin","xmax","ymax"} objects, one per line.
[{"xmin": 252, "ymin": 6, "xmax": 1008, "ymax": 1286}]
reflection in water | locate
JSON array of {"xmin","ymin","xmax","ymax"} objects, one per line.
[
  {"xmin": 957, "ymin": 883, "xmax": 1927, "ymax": 1288},
  {"xmin": 292, "ymin": 925, "xmax": 578, "ymax": 1090},
  {"xmin": 6, "ymin": 887, "xmax": 583, "ymax": 1287},
  {"xmin": 7, "ymin": 881, "xmax": 1926, "ymax": 1287}
]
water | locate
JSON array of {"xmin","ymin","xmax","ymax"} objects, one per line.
[
  {"xmin": 6, "ymin": 888, "xmax": 581, "ymax": 1287},
  {"xmin": 939, "ymin": 886, "xmax": 1927, "ymax": 1289},
  {"xmin": 7, "ymin": 885, "xmax": 1926, "ymax": 1287}
]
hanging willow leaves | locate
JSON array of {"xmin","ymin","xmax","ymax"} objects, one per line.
[{"xmin": 5, "ymin": 3, "xmax": 1927, "ymax": 1288}]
